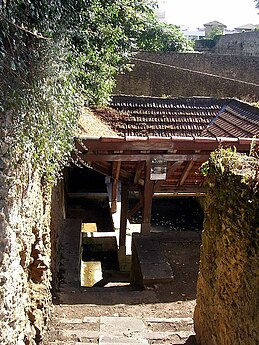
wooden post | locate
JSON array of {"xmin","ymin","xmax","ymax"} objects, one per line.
[
  {"xmin": 111, "ymin": 180, "xmax": 118, "ymax": 213},
  {"xmin": 119, "ymin": 183, "xmax": 128, "ymax": 255},
  {"xmin": 141, "ymin": 159, "xmax": 154, "ymax": 236},
  {"xmin": 111, "ymin": 161, "xmax": 121, "ymax": 213}
]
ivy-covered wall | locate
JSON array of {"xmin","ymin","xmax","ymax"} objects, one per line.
[{"xmin": 194, "ymin": 149, "xmax": 259, "ymax": 345}]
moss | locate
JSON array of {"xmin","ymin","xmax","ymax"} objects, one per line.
[{"xmin": 195, "ymin": 148, "xmax": 259, "ymax": 345}]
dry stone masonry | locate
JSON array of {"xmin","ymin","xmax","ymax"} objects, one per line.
[
  {"xmin": 194, "ymin": 149, "xmax": 259, "ymax": 345},
  {"xmin": 114, "ymin": 52, "xmax": 259, "ymax": 100},
  {"xmin": 0, "ymin": 111, "xmax": 59, "ymax": 344},
  {"xmin": 0, "ymin": 164, "xmax": 54, "ymax": 344}
]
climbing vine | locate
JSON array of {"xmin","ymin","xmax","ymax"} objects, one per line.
[
  {"xmin": 201, "ymin": 146, "xmax": 259, "ymax": 188},
  {"xmin": 0, "ymin": 0, "xmax": 191, "ymax": 183}
]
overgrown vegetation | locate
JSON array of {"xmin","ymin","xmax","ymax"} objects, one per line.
[
  {"xmin": 201, "ymin": 146, "xmax": 259, "ymax": 186},
  {"xmin": 0, "ymin": 0, "xmax": 191, "ymax": 183}
]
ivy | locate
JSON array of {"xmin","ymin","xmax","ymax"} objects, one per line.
[
  {"xmin": 0, "ymin": 0, "xmax": 192, "ymax": 184},
  {"xmin": 201, "ymin": 147, "xmax": 259, "ymax": 191}
]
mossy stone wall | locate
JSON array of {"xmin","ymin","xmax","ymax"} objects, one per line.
[{"xmin": 194, "ymin": 151, "xmax": 259, "ymax": 345}]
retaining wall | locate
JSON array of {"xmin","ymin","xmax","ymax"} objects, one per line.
[
  {"xmin": 0, "ymin": 112, "xmax": 64, "ymax": 344},
  {"xmin": 114, "ymin": 52, "xmax": 259, "ymax": 100},
  {"xmin": 195, "ymin": 31, "xmax": 259, "ymax": 56},
  {"xmin": 194, "ymin": 151, "xmax": 259, "ymax": 345}
]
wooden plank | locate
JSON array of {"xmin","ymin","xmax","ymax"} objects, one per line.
[
  {"xmin": 111, "ymin": 162, "xmax": 121, "ymax": 213},
  {"xmin": 134, "ymin": 161, "xmax": 144, "ymax": 185},
  {"xmin": 178, "ymin": 161, "xmax": 194, "ymax": 186},
  {"xmin": 154, "ymin": 161, "xmax": 183, "ymax": 192},
  {"xmin": 119, "ymin": 183, "xmax": 129, "ymax": 251},
  {"xmin": 76, "ymin": 137, "xmax": 254, "ymax": 152},
  {"xmin": 155, "ymin": 186, "xmax": 206, "ymax": 193},
  {"xmin": 79, "ymin": 153, "xmax": 210, "ymax": 162},
  {"xmin": 141, "ymin": 160, "xmax": 154, "ymax": 236},
  {"xmin": 128, "ymin": 192, "xmax": 144, "ymax": 220}
]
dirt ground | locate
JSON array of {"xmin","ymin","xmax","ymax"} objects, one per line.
[
  {"xmin": 54, "ymin": 239, "xmax": 200, "ymax": 315},
  {"xmin": 45, "ymin": 197, "xmax": 202, "ymax": 344}
]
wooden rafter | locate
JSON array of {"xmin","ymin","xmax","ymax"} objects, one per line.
[
  {"xmin": 80, "ymin": 153, "xmax": 210, "ymax": 162},
  {"xmin": 134, "ymin": 161, "xmax": 144, "ymax": 185},
  {"xmin": 178, "ymin": 161, "xmax": 194, "ymax": 186},
  {"xmin": 128, "ymin": 192, "xmax": 144, "ymax": 220},
  {"xmin": 154, "ymin": 161, "xmax": 183, "ymax": 192}
]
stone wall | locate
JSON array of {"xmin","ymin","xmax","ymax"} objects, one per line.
[
  {"xmin": 0, "ymin": 111, "xmax": 66, "ymax": 344},
  {"xmin": 195, "ymin": 31, "xmax": 259, "ymax": 56},
  {"xmin": 114, "ymin": 52, "xmax": 259, "ymax": 100},
  {"xmin": 194, "ymin": 150, "xmax": 259, "ymax": 345},
  {"xmin": 0, "ymin": 162, "xmax": 54, "ymax": 344}
]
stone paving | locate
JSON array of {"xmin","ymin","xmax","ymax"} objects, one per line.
[{"xmin": 46, "ymin": 314, "xmax": 196, "ymax": 345}]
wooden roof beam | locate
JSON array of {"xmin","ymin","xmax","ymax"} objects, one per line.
[
  {"xmin": 79, "ymin": 153, "xmax": 210, "ymax": 162},
  {"xmin": 178, "ymin": 161, "xmax": 194, "ymax": 186},
  {"xmin": 112, "ymin": 161, "xmax": 121, "ymax": 180},
  {"xmin": 155, "ymin": 186, "xmax": 206, "ymax": 194},
  {"xmin": 128, "ymin": 193, "xmax": 144, "ymax": 220},
  {"xmin": 154, "ymin": 161, "xmax": 183, "ymax": 192},
  {"xmin": 76, "ymin": 136, "xmax": 258, "ymax": 152},
  {"xmin": 134, "ymin": 161, "xmax": 145, "ymax": 185}
]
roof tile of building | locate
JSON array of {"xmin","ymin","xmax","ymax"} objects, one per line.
[
  {"xmin": 88, "ymin": 95, "xmax": 259, "ymax": 139},
  {"xmin": 202, "ymin": 100, "xmax": 259, "ymax": 138}
]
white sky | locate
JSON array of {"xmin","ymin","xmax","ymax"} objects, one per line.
[{"xmin": 158, "ymin": 0, "xmax": 259, "ymax": 30}]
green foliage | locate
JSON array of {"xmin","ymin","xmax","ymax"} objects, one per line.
[
  {"xmin": 0, "ymin": 0, "xmax": 191, "ymax": 183},
  {"xmin": 201, "ymin": 147, "xmax": 259, "ymax": 188},
  {"xmin": 207, "ymin": 26, "xmax": 223, "ymax": 39},
  {"xmin": 133, "ymin": 13, "xmax": 192, "ymax": 52}
]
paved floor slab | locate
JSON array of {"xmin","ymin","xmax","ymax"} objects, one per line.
[{"xmin": 99, "ymin": 316, "xmax": 148, "ymax": 345}]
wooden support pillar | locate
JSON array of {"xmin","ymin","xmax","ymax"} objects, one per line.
[
  {"xmin": 141, "ymin": 159, "xmax": 154, "ymax": 236},
  {"xmin": 111, "ymin": 180, "xmax": 118, "ymax": 213},
  {"xmin": 119, "ymin": 183, "xmax": 128, "ymax": 255},
  {"xmin": 111, "ymin": 161, "xmax": 121, "ymax": 213}
]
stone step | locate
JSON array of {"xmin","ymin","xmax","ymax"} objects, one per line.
[
  {"xmin": 60, "ymin": 328, "xmax": 99, "ymax": 339},
  {"xmin": 48, "ymin": 340, "xmax": 99, "ymax": 345},
  {"xmin": 46, "ymin": 316, "xmax": 196, "ymax": 345}
]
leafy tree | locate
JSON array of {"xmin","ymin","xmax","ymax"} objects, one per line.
[
  {"xmin": 207, "ymin": 26, "xmax": 224, "ymax": 39},
  {"xmin": 0, "ymin": 0, "xmax": 191, "ymax": 181},
  {"xmin": 134, "ymin": 11, "xmax": 192, "ymax": 52}
]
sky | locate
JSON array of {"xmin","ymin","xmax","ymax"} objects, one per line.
[{"xmin": 158, "ymin": 0, "xmax": 259, "ymax": 30}]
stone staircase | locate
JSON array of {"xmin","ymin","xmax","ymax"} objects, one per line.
[{"xmin": 46, "ymin": 315, "xmax": 196, "ymax": 345}]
